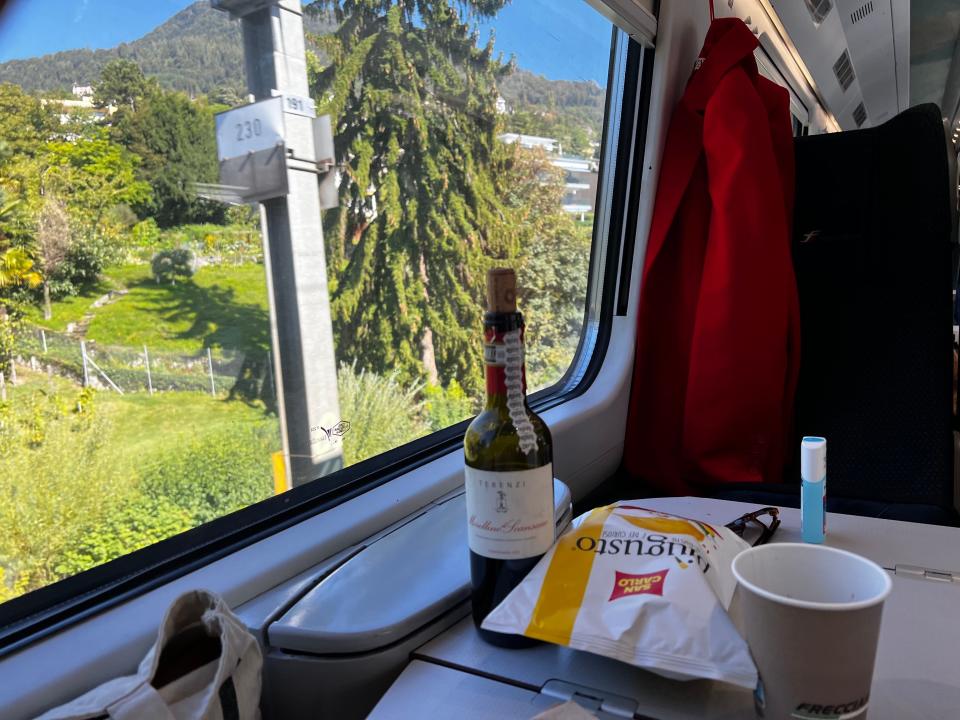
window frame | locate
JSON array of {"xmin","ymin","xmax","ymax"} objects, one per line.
[{"xmin": 0, "ymin": 22, "xmax": 653, "ymax": 660}]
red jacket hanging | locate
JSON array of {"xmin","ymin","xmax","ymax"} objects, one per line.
[{"xmin": 624, "ymin": 18, "xmax": 800, "ymax": 495}]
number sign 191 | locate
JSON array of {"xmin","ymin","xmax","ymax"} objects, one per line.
[{"xmin": 283, "ymin": 95, "xmax": 317, "ymax": 118}]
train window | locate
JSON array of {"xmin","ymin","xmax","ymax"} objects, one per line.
[{"xmin": 0, "ymin": 0, "xmax": 627, "ymax": 639}]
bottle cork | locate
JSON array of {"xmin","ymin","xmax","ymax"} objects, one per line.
[{"xmin": 487, "ymin": 268, "xmax": 517, "ymax": 313}]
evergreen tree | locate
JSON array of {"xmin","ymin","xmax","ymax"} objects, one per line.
[
  {"xmin": 112, "ymin": 88, "xmax": 225, "ymax": 227},
  {"xmin": 309, "ymin": 0, "xmax": 513, "ymax": 395},
  {"xmin": 94, "ymin": 59, "xmax": 150, "ymax": 111}
]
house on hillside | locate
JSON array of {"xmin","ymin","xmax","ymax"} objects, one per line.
[
  {"xmin": 41, "ymin": 84, "xmax": 115, "ymax": 127},
  {"xmin": 498, "ymin": 132, "xmax": 559, "ymax": 154},
  {"xmin": 552, "ymin": 155, "xmax": 599, "ymax": 220}
]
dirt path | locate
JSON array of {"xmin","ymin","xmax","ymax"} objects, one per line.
[{"xmin": 65, "ymin": 289, "xmax": 128, "ymax": 339}]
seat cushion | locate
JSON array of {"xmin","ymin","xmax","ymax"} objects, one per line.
[{"xmin": 792, "ymin": 103, "xmax": 954, "ymax": 508}]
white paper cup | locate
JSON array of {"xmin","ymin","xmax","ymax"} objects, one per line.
[{"xmin": 731, "ymin": 543, "xmax": 892, "ymax": 720}]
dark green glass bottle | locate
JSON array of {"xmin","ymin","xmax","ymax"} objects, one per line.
[{"xmin": 464, "ymin": 268, "xmax": 554, "ymax": 647}]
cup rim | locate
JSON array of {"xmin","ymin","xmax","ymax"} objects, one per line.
[{"xmin": 732, "ymin": 543, "xmax": 893, "ymax": 611}]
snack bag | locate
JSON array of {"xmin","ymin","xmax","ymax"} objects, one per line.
[{"xmin": 481, "ymin": 502, "xmax": 757, "ymax": 688}]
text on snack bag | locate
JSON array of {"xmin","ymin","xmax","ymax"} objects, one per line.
[{"xmin": 574, "ymin": 533, "xmax": 711, "ymax": 573}]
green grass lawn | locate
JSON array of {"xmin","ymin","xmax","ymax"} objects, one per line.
[
  {"xmin": 103, "ymin": 264, "xmax": 153, "ymax": 288},
  {"xmin": 24, "ymin": 263, "xmax": 270, "ymax": 358},
  {"xmin": 0, "ymin": 371, "xmax": 281, "ymax": 601},
  {"xmin": 97, "ymin": 388, "xmax": 280, "ymax": 464},
  {"xmin": 86, "ymin": 263, "xmax": 270, "ymax": 356},
  {"xmin": 4, "ymin": 371, "xmax": 280, "ymax": 474},
  {"xmin": 20, "ymin": 278, "xmax": 118, "ymax": 332},
  {"xmin": 4, "ymin": 259, "xmax": 285, "ymax": 602}
]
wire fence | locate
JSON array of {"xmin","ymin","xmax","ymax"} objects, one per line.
[{"xmin": 9, "ymin": 327, "xmax": 274, "ymax": 399}]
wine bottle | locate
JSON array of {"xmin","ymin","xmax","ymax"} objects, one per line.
[{"xmin": 464, "ymin": 268, "xmax": 554, "ymax": 647}]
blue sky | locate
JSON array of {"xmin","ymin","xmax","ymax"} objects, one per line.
[
  {"xmin": 0, "ymin": 0, "xmax": 196, "ymax": 63},
  {"xmin": 476, "ymin": 0, "xmax": 612, "ymax": 86},
  {"xmin": 0, "ymin": 0, "xmax": 611, "ymax": 85}
]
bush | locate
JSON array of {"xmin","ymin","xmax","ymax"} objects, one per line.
[
  {"xmin": 105, "ymin": 203, "xmax": 139, "ymax": 231},
  {"xmin": 131, "ymin": 218, "xmax": 162, "ymax": 247},
  {"xmin": 0, "ymin": 380, "xmax": 279, "ymax": 602},
  {"xmin": 54, "ymin": 494, "xmax": 193, "ymax": 577},
  {"xmin": 140, "ymin": 425, "xmax": 275, "ymax": 525},
  {"xmin": 0, "ymin": 382, "xmax": 203, "ymax": 592},
  {"xmin": 423, "ymin": 379, "xmax": 476, "ymax": 432},
  {"xmin": 0, "ymin": 390, "xmax": 127, "ymax": 600},
  {"xmin": 0, "ymin": 314, "xmax": 20, "ymax": 376},
  {"xmin": 151, "ymin": 247, "xmax": 195, "ymax": 285},
  {"xmin": 336, "ymin": 361, "xmax": 429, "ymax": 466},
  {"xmin": 38, "ymin": 234, "xmax": 117, "ymax": 301}
]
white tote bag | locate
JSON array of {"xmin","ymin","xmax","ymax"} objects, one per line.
[{"xmin": 36, "ymin": 590, "xmax": 262, "ymax": 720}]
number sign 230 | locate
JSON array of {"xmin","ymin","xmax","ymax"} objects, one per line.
[
  {"xmin": 236, "ymin": 118, "xmax": 263, "ymax": 142},
  {"xmin": 215, "ymin": 97, "xmax": 284, "ymax": 161}
]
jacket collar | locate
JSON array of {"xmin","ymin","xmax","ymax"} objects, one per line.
[{"xmin": 683, "ymin": 18, "xmax": 759, "ymax": 111}]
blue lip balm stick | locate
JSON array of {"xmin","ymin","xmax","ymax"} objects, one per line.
[{"xmin": 801, "ymin": 436, "xmax": 826, "ymax": 544}]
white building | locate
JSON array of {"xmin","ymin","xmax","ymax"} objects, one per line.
[
  {"xmin": 497, "ymin": 133, "xmax": 599, "ymax": 217},
  {"xmin": 498, "ymin": 133, "xmax": 559, "ymax": 154}
]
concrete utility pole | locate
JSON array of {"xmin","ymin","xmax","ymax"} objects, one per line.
[{"xmin": 211, "ymin": 0, "xmax": 342, "ymax": 486}]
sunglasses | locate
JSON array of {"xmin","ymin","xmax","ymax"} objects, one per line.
[{"xmin": 725, "ymin": 506, "xmax": 781, "ymax": 547}]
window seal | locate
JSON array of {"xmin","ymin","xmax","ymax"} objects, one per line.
[
  {"xmin": 551, "ymin": 29, "xmax": 647, "ymax": 399},
  {"xmin": 0, "ymin": 27, "xmax": 651, "ymax": 661},
  {"xmin": 616, "ymin": 45, "xmax": 655, "ymax": 317}
]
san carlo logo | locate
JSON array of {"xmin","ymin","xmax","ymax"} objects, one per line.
[{"xmin": 608, "ymin": 569, "xmax": 668, "ymax": 601}]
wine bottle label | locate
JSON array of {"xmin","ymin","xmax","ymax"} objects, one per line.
[
  {"xmin": 484, "ymin": 327, "xmax": 526, "ymax": 395},
  {"xmin": 465, "ymin": 464, "xmax": 554, "ymax": 559},
  {"xmin": 484, "ymin": 327, "xmax": 537, "ymax": 454}
]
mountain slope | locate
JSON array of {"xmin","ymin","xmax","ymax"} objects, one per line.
[
  {"xmin": 0, "ymin": 2, "xmax": 334, "ymax": 97},
  {"xmin": 499, "ymin": 69, "xmax": 606, "ymax": 131},
  {"xmin": 0, "ymin": 1, "xmax": 605, "ymax": 138}
]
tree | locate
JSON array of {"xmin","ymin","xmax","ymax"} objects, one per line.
[
  {"xmin": 36, "ymin": 197, "xmax": 71, "ymax": 319},
  {"xmin": 0, "ymin": 246, "xmax": 42, "ymax": 326},
  {"xmin": 0, "ymin": 191, "xmax": 20, "ymax": 248},
  {"xmin": 0, "ymin": 83, "xmax": 57, "ymax": 159},
  {"xmin": 0, "ymin": 126, "xmax": 149, "ymax": 306},
  {"xmin": 112, "ymin": 88, "xmax": 225, "ymax": 227},
  {"xmin": 207, "ymin": 84, "xmax": 245, "ymax": 109},
  {"xmin": 309, "ymin": 0, "xmax": 514, "ymax": 394},
  {"xmin": 94, "ymin": 59, "xmax": 149, "ymax": 111},
  {"xmin": 43, "ymin": 129, "xmax": 152, "ymax": 232},
  {"xmin": 504, "ymin": 108, "xmax": 595, "ymax": 158},
  {"xmin": 498, "ymin": 146, "xmax": 591, "ymax": 388},
  {"xmin": 497, "ymin": 70, "xmax": 605, "ymax": 160},
  {"xmin": 0, "ymin": 247, "xmax": 41, "ymax": 291}
]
